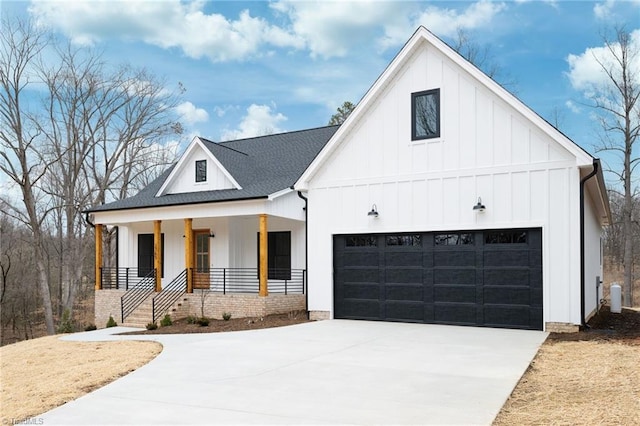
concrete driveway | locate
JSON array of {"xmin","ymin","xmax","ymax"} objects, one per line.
[{"xmin": 41, "ymin": 320, "xmax": 547, "ymax": 425}]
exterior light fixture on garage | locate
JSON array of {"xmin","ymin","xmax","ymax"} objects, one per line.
[
  {"xmin": 473, "ymin": 197, "xmax": 486, "ymax": 212},
  {"xmin": 368, "ymin": 204, "xmax": 379, "ymax": 218}
]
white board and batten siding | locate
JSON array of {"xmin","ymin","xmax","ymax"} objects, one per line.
[
  {"xmin": 302, "ymin": 36, "xmax": 595, "ymax": 328},
  {"xmin": 160, "ymin": 141, "xmax": 238, "ymax": 195}
]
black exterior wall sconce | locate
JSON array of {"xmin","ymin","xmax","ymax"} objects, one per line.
[
  {"xmin": 473, "ymin": 197, "xmax": 486, "ymax": 212},
  {"xmin": 368, "ymin": 204, "xmax": 379, "ymax": 218}
]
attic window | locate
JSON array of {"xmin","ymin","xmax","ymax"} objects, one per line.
[
  {"xmin": 195, "ymin": 160, "xmax": 207, "ymax": 182},
  {"xmin": 412, "ymin": 89, "xmax": 440, "ymax": 140}
]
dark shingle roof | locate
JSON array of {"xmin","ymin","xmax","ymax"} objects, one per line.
[{"xmin": 89, "ymin": 125, "xmax": 338, "ymax": 213}]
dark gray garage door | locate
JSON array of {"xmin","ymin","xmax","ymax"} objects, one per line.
[{"xmin": 333, "ymin": 229, "xmax": 542, "ymax": 330}]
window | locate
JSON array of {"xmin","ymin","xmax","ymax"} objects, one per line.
[
  {"xmin": 412, "ymin": 89, "xmax": 440, "ymax": 140},
  {"xmin": 485, "ymin": 231, "xmax": 527, "ymax": 244},
  {"xmin": 257, "ymin": 231, "xmax": 291, "ymax": 280},
  {"xmin": 195, "ymin": 159, "xmax": 207, "ymax": 182},
  {"xmin": 386, "ymin": 235, "xmax": 422, "ymax": 246},
  {"xmin": 137, "ymin": 233, "xmax": 164, "ymax": 277},
  {"xmin": 434, "ymin": 233, "xmax": 474, "ymax": 246},
  {"xmin": 345, "ymin": 236, "xmax": 378, "ymax": 247}
]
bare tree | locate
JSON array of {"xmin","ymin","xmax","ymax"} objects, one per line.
[
  {"xmin": 36, "ymin": 44, "xmax": 183, "ymax": 316},
  {"xmin": 0, "ymin": 19, "xmax": 56, "ymax": 334},
  {"xmin": 1, "ymin": 18, "xmax": 184, "ymax": 333},
  {"xmin": 451, "ymin": 28, "xmax": 517, "ymax": 92},
  {"xmin": 589, "ymin": 27, "xmax": 639, "ymax": 307}
]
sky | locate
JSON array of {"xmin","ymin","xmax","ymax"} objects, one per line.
[{"xmin": 2, "ymin": 0, "xmax": 640, "ymax": 188}]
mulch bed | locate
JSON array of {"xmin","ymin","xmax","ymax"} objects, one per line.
[
  {"xmin": 548, "ymin": 306, "xmax": 640, "ymax": 345},
  {"xmin": 119, "ymin": 311, "xmax": 310, "ymax": 335}
]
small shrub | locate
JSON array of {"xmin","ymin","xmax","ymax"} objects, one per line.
[
  {"xmin": 57, "ymin": 309, "xmax": 74, "ymax": 334},
  {"xmin": 160, "ymin": 314, "xmax": 172, "ymax": 327},
  {"xmin": 222, "ymin": 312, "xmax": 232, "ymax": 321},
  {"xmin": 197, "ymin": 317, "xmax": 210, "ymax": 327},
  {"xmin": 186, "ymin": 315, "xmax": 197, "ymax": 324},
  {"xmin": 84, "ymin": 324, "xmax": 97, "ymax": 331},
  {"xmin": 146, "ymin": 322, "xmax": 158, "ymax": 330},
  {"xmin": 106, "ymin": 316, "xmax": 117, "ymax": 328}
]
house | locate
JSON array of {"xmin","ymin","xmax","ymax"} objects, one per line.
[{"xmin": 89, "ymin": 27, "xmax": 610, "ymax": 332}]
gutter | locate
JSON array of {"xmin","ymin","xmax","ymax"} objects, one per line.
[
  {"xmin": 84, "ymin": 212, "xmax": 95, "ymax": 228},
  {"xmin": 579, "ymin": 160, "xmax": 599, "ymax": 327},
  {"xmin": 295, "ymin": 189, "xmax": 310, "ymax": 319}
]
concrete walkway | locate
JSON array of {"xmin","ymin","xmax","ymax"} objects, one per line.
[{"xmin": 40, "ymin": 321, "xmax": 547, "ymax": 425}]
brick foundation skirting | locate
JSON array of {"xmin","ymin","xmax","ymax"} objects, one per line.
[
  {"xmin": 95, "ymin": 290, "xmax": 306, "ymax": 325},
  {"xmin": 95, "ymin": 289, "xmax": 126, "ymax": 328},
  {"xmin": 309, "ymin": 311, "xmax": 330, "ymax": 320},
  {"xmin": 545, "ymin": 322, "xmax": 580, "ymax": 333},
  {"xmin": 179, "ymin": 293, "xmax": 306, "ymax": 320}
]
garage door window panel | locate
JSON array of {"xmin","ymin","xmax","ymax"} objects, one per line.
[
  {"xmin": 434, "ymin": 233, "xmax": 474, "ymax": 245},
  {"xmin": 485, "ymin": 231, "xmax": 527, "ymax": 244},
  {"xmin": 386, "ymin": 234, "xmax": 422, "ymax": 246},
  {"xmin": 346, "ymin": 236, "xmax": 377, "ymax": 247}
]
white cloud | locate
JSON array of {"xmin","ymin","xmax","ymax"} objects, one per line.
[
  {"xmin": 565, "ymin": 100, "xmax": 581, "ymax": 114},
  {"xmin": 272, "ymin": 1, "xmax": 506, "ymax": 58},
  {"xmin": 28, "ymin": 0, "xmax": 303, "ymax": 62},
  {"xmin": 175, "ymin": 101, "xmax": 209, "ymax": 125},
  {"xmin": 213, "ymin": 105, "xmax": 239, "ymax": 118},
  {"xmin": 413, "ymin": 1, "xmax": 507, "ymax": 39},
  {"xmin": 221, "ymin": 103, "xmax": 287, "ymax": 141},
  {"xmin": 271, "ymin": 1, "xmax": 412, "ymax": 58},
  {"xmin": 566, "ymin": 29, "xmax": 640, "ymax": 92},
  {"xmin": 29, "ymin": 0, "xmax": 508, "ymax": 61},
  {"xmin": 593, "ymin": 0, "xmax": 615, "ymax": 20}
]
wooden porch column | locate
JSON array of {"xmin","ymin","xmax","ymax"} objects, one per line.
[
  {"xmin": 154, "ymin": 220, "xmax": 162, "ymax": 292},
  {"xmin": 184, "ymin": 218, "xmax": 193, "ymax": 293},
  {"xmin": 259, "ymin": 214, "xmax": 268, "ymax": 297},
  {"xmin": 95, "ymin": 224, "xmax": 102, "ymax": 290}
]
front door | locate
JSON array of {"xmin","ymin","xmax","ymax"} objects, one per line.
[{"xmin": 193, "ymin": 230, "xmax": 210, "ymax": 289}]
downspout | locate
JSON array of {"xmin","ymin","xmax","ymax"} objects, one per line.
[
  {"xmin": 84, "ymin": 212, "xmax": 95, "ymax": 228},
  {"xmin": 580, "ymin": 160, "xmax": 599, "ymax": 328},
  {"xmin": 296, "ymin": 189, "xmax": 309, "ymax": 319}
]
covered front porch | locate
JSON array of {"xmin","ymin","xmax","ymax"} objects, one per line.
[{"xmin": 92, "ymin": 194, "xmax": 308, "ymax": 327}]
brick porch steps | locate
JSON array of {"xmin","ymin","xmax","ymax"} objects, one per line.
[
  {"xmin": 121, "ymin": 298, "xmax": 153, "ymax": 328},
  {"xmin": 121, "ymin": 295, "xmax": 189, "ymax": 328}
]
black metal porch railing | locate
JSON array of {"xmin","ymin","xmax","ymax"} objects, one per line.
[
  {"xmin": 121, "ymin": 269, "xmax": 155, "ymax": 323},
  {"xmin": 152, "ymin": 269, "xmax": 188, "ymax": 323},
  {"xmin": 101, "ymin": 267, "xmax": 153, "ymax": 290},
  {"xmin": 193, "ymin": 268, "xmax": 305, "ymax": 294}
]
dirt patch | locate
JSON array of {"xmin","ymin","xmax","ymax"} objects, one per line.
[
  {"xmin": 548, "ymin": 306, "xmax": 640, "ymax": 345},
  {"xmin": 494, "ymin": 306, "xmax": 640, "ymax": 425},
  {"xmin": 120, "ymin": 311, "xmax": 310, "ymax": 335},
  {"xmin": 0, "ymin": 336, "xmax": 161, "ymax": 424}
]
